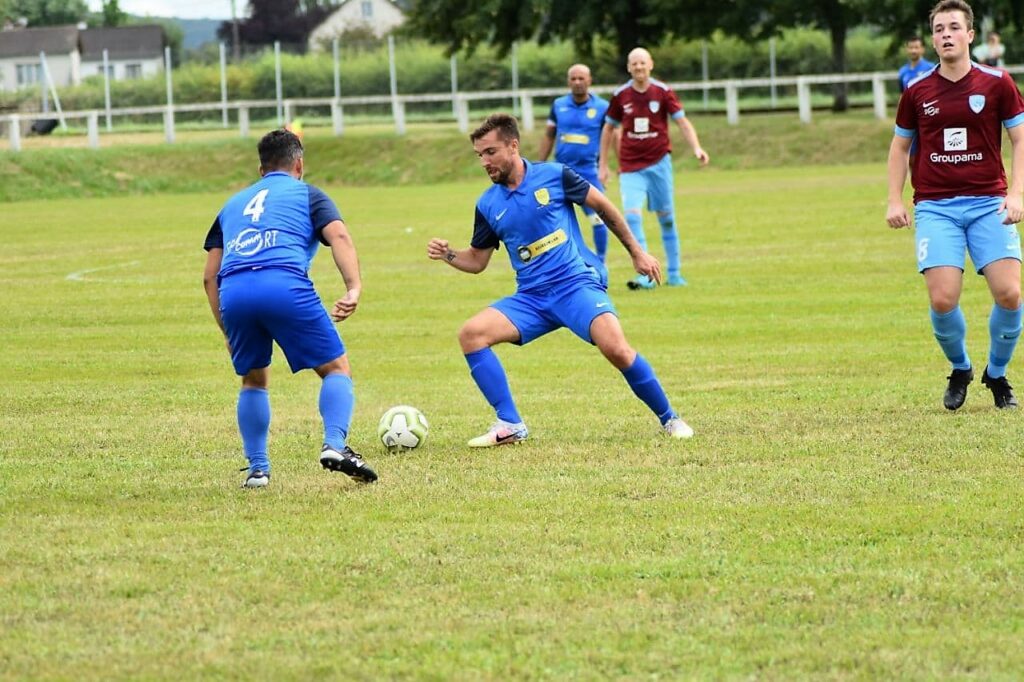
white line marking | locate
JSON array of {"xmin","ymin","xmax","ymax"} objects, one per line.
[{"xmin": 66, "ymin": 260, "xmax": 142, "ymax": 282}]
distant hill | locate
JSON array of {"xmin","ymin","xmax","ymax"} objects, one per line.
[{"xmin": 176, "ymin": 18, "xmax": 222, "ymax": 50}]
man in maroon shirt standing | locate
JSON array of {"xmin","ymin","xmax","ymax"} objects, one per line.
[
  {"xmin": 887, "ymin": 0, "xmax": 1024, "ymax": 410},
  {"xmin": 598, "ymin": 47, "xmax": 709, "ymax": 290}
]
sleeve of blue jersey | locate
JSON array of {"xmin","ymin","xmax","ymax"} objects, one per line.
[
  {"xmin": 203, "ymin": 215, "xmax": 223, "ymax": 251},
  {"xmin": 561, "ymin": 166, "xmax": 591, "ymax": 205},
  {"xmin": 470, "ymin": 206, "xmax": 500, "ymax": 250},
  {"xmin": 672, "ymin": 110, "xmax": 685, "ymax": 119},
  {"xmin": 308, "ymin": 185, "xmax": 343, "ymax": 245},
  {"xmin": 894, "ymin": 124, "xmax": 916, "ymax": 138}
]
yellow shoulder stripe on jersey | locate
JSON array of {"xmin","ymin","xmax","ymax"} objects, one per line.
[
  {"xmin": 518, "ymin": 228, "xmax": 567, "ymax": 262},
  {"xmin": 560, "ymin": 133, "xmax": 590, "ymax": 145}
]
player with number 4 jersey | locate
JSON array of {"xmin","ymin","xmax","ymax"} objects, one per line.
[
  {"xmin": 887, "ymin": 0, "xmax": 1024, "ymax": 411},
  {"xmin": 203, "ymin": 129, "xmax": 377, "ymax": 488}
]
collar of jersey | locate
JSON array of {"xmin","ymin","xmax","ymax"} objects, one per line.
[
  {"xmin": 568, "ymin": 93, "xmax": 594, "ymax": 107},
  {"xmin": 263, "ymin": 171, "xmax": 291, "ymax": 179}
]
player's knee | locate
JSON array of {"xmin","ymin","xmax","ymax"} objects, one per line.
[
  {"xmin": 458, "ymin": 322, "xmax": 489, "ymax": 353},
  {"xmin": 929, "ymin": 293, "xmax": 959, "ymax": 314},
  {"xmin": 597, "ymin": 338, "xmax": 635, "ymax": 369},
  {"xmin": 625, "ymin": 208, "xmax": 643, "ymax": 217},
  {"xmin": 994, "ymin": 286, "xmax": 1022, "ymax": 310}
]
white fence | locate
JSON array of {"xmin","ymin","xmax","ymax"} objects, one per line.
[{"xmin": 5, "ymin": 65, "xmax": 1024, "ymax": 152}]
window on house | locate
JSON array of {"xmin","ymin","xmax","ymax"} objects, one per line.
[
  {"xmin": 16, "ymin": 63, "xmax": 41, "ymax": 86},
  {"xmin": 125, "ymin": 63, "xmax": 142, "ymax": 79},
  {"xmin": 361, "ymin": 0, "xmax": 373, "ymax": 18},
  {"xmin": 97, "ymin": 64, "xmax": 114, "ymax": 78}
]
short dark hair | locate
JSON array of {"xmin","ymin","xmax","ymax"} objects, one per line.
[
  {"xmin": 905, "ymin": 35, "xmax": 924, "ymax": 45},
  {"xmin": 470, "ymin": 113, "xmax": 520, "ymax": 144},
  {"xmin": 930, "ymin": 0, "xmax": 974, "ymax": 31},
  {"xmin": 257, "ymin": 129, "xmax": 303, "ymax": 170}
]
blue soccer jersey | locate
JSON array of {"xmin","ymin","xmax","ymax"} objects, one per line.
[
  {"xmin": 471, "ymin": 161, "xmax": 597, "ymax": 292},
  {"xmin": 547, "ymin": 93, "xmax": 609, "ymax": 173},
  {"xmin": 204, "ymin": 171, "xmax": 342, "ymax": 278},
  {"xmin": 899, "ymin": 59, "xmax": 935, "ymax": 91}
]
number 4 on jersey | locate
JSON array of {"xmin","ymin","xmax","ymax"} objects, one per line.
[{"xmin": 243, "ymin": 189, "xmax": 270, "ymax": 223}]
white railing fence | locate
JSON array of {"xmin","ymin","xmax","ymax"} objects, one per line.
[{"xmin": 4, "ymin": 65, "xmax": 1023, "ymax": 152}]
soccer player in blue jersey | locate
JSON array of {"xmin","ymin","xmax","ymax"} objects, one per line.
[
  {"xmin": 898, "ymin": 36, "xmax": 935, "ymax": 92},
  {"xmin": 538, "ymin": 63, "xmax": 611, "ymax": 263},
  {"xmin": 203, "ymin": 129, "xmax": 378, "ymax": 487},
  {"xmin": 427, "ymin": 113, "xmax": 695, "ymax": 445}
]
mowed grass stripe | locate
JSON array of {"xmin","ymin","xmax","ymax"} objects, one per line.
[{"xmin": 1, "ymin": 163, "xmax": 1022, "ymax": 679}]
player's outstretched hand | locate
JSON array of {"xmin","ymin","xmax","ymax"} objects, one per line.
[
  {"xmin": 1000, "ymin": 195, "xmax": 1024, "ymax": 225},
  {"xmin": 886, "ymin": 201, "xmax": 911, "ymax": 229},
  {"xmin": 695, "ymin": 148, "xmax": 710, "ymax": 166},
  {"xmin": 427, "ymin": 238, "xmax": 450, "ymax": 261},
  {"xmin": 598, "ymin": 165, "xmax": 610, "ymax": 187},
  {"xmin": 632, "ymin": 251, "xmax": 662, "ymax": 285},
  {"xmin": 331, "ymin": 288, "xmax": 360, "ymax": 322}
]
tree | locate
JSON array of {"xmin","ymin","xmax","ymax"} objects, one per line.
[
  {"xmin": 405, "ymin": 0, "xmax": 677, "ymax": 60},
  {"xmin": 2, "ymin": 0, "xmax": 89, "ymax": 26},
  {"xmin": 100, "ymin": 0, "xmax": 126, "ymax": 27},
  {"xmin": 217, "ymin": 0, "xmax": 334, "ymax": 51}
]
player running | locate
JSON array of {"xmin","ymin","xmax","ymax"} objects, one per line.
[
  {"xmin": 886, "ymin": 0, "xmax": 1024, "ymax": 410},
  {"xmin": 599, "ymin": 47, "xmax": 709, "ymax": 290}
]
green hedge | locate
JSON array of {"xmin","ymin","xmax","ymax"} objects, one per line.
[{"xmin": 0, "ymin": 27, "xmax": 908, "ymax": 111}]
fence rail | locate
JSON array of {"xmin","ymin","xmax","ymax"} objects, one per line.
[{"xmin": 4, "ymin": 65, "xmax": 1024, "ymax": 152}]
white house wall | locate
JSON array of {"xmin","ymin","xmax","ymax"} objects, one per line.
[{"xmin": 308, "ymin": 0, "xmax": 405, "ymax": 50}]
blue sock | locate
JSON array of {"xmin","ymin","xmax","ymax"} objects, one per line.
[
  {"xmin": 987, "ymin": 303, "xmax": 1022, "ymax": 378},
  {"xmin": 237, "ymin": 387, "xmax": 271, "ymax": 473},
  {"xmin": 465, "ymin": 347, "xmax": 522, "ymax": 424},
  {"xmin": 592, "ymin": 222, "xmax": 608, "ymax": 262},
  {"xmin": 658, "ymin": 214, "xmax": 681, "ymax": 278},
  {"xmin": 319, "ymin": 373, "xmax": 354, "ymax": 450},
  {"xmin": 621, "ymin": 354, "xmax": 675, "ymax": 425},
  {"xmin": 625, "ymin": 211, "xmax": 648, "ymax": 252},
  {"xmin": 930, "ymin": 306, "xmax": 971, "ymax": 370}
]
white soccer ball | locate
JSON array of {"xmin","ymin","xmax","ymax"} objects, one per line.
[{"xmin": 377, "ymin": 405, "xmax": 429, "ymax": 452}]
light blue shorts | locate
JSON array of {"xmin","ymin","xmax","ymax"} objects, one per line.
[
  {"xmin": 914, "ymin": 196, "xmax": 1022, "ymax": 274},
  {"xmin": 491, "ymin": 274, "xmax": 617, "ymax": 345},
  {"xmin": 620, "ymin": 153, "xmax": 674, "ymax": 214},
  {"xmin": 220, "ymin": 268, "xmax": 345, "ymax": 375}
]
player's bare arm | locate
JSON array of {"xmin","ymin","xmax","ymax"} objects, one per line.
[
  {"xmin": 427, "ymin": 238, "xmax": 494, "ymax": 274},
  {"xmin": 538, "ymin": 125, "xmax": 556, "ymax": 161},
  {"xmin": 585, "ymin": 187, "xmax": 663, "ymax": 284},
  {"xmin": 322, "ymin": 219, "xmax": 361, "ymax": 322},
  {"xmin": 1002, "ymin": 125, "xmax": 1024, "ymax": 224},
  {"xmin": 674, "ymin": 117, "xmax": 709, "ymax": 165},
  {"xmin": 203, "ymin": 247, "xmax": 226, "ymax": 335},
  {"xmin": 886, "ymin": 135, "xmax": 913, "ymax": 228},
  {"xmin": 598, "ymin": 122, "xmax": 617, "ymax": 186}
]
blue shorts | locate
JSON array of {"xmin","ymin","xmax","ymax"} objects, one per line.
[
  {"xmin": 219, "ymin": 268, "xmax": 345, "ymax": 375},
  {"xmin": 572, "ymin": 166, "xmax": 603, "ymax": 216},
  {"xmin": 620, "ymin": 153, "xmax": 674, "ymax": 214},
  {"xmin": 914, "ymin": 196, "xmax": 1022, "ymax": 273},
  {"xmin": 491, "ymin": 275, "xmax": 616, "ymax": 345}
]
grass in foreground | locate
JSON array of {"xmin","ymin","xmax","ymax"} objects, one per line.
[{"xmin": 1, "ymin": 164, "xmax": 1022, "ymax": 679}]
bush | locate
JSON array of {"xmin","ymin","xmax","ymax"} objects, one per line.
[{"xmin": 2, "ymin": 28, "xmax": 904, "ymax": 112}]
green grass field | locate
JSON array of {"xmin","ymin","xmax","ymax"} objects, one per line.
[{"xmin": 2, "ymin": 159, "xmax": 1023, "ymax": 679}]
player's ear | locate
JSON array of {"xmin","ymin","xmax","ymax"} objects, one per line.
[
  {"xmin": 258, "ymin": 163, "xmax": 266, "ymax": 177},
  {"xmin": 295, "ymin": 157, "xmax": 304, "ymax": 179}
]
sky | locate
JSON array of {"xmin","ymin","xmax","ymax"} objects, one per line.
[{"xmin": 86, "ymin": 0, "xmax": 235, "ymax": 20}]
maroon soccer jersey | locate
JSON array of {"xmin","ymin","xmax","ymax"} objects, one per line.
[
  {"xmin": 606, "ymin": 79, "xmax": 684, "ymax": 172},
  {"xmin": 896, "ymin": 63, "xmax": 1024, "ymax": 203}
]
